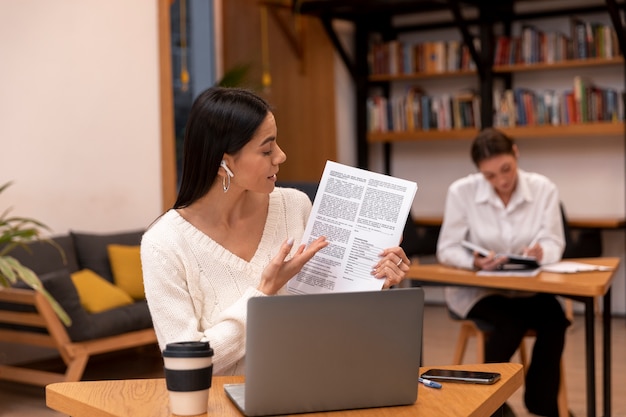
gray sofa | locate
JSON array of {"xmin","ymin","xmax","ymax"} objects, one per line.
[
  {"xmin": 6, "ymin": 229, "xmax": 152, "ymax": 341},
  {"xmin": 0, "ymin": 229, "xmax": 157, "ymax": 386}
]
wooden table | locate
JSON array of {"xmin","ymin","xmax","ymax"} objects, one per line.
[
  {"xmin": 413, "ymin": 216, "xmax": 626, "ymax": 229},
  {"xmin": 407, "ymin": 257, "xmax": 620, "ymax": 417},
  {"xmin": 46, "ymin": 363, "xmax": 523, "ymax": 417}
]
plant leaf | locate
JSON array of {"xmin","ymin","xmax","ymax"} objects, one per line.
[
  {"xmin": 0, "ymin": 181, "xmax": 71, "ymax": 326},
  {"xmin": 0, "ymin": 275, "xmax": 10, "ymax": 287},
  {"xmin": 0, "ymin": 256, "xmax": 17, "ymax": 283},
  {"xmin": 217, "ymin": 64, "xmax": 251, "ymax": 88},
  {"xmin": 1, "ymin": 257, "xmax": 71, "ymax": 326}
]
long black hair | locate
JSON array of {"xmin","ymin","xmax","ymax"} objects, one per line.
[
  {"xmin": 470, "ymin": 127, "xmax": 516, "ymax": 167},
  {"xmin": 174, "ymin": 87, "xmax": 272, "ymax": 209}
]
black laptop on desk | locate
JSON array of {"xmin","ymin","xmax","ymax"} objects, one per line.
[{"xmin": 224, "ymin": 288, "xmax": 424, "ymax": 416}]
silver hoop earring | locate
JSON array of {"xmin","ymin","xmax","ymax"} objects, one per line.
[{"xmin": 222, "ymin": 174, "xmax": 231, "ymax": 193}]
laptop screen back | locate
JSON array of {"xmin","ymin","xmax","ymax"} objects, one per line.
[{"xmin": 231, "ymin": 288, "xmax": 424, "ymax": 416}]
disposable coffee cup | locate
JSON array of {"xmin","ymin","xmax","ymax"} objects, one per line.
[{"xmin": 163, "ymin": 341, "xmax": 214, "ymax": 416}]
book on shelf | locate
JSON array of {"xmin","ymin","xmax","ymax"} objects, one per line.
[
  {"xmin": 545, "ymin": 31, "xmax": 571, "ymax": 63},
  {"xmin": 402, "ymin": 42, "xmax": 414, "ymax": 74},
  {"xmin": 421, "ymin": 95, "xmax": 432, "ymax": 131},
  {"xmin": 367, "ymin": 37, "xmax": 481, "ymax": 76},
  {"xmin": 562, "ymin": 90, "xmax": 576, "ymax": 125},
  {"xmin": 544, "ymin": 90, "xmax": 561, "ymax": 126},
  {"xmin": 510, "ymin": 88, "xmax": 533, "ymax": 127},
  {"xmin": 447, "ymin": 40, "xmax": 461, "ymax": 72},
  {"xmin": 405, "ymin": 86, "xmax": 424, "ymax": 131},
  {"xmin": 571, "ymin": 16, "xmax": 590, "ymax": 59},
  {"xmin": 493, "ymin": 88, "xmax": 516, "ymax": 128},
  {"xmin": 387, "ymin": 40, "xmax": 401, "ymax": 75},
  {"xmin": 435, "ymin": 94, "xmax": 453, "ymax": 130},
  {"xmin": 493, "ymin": 35, "xmax": 508, "ymax": 66},
  {"xmin": 366, "ymin": 95, "xmax": 389, "ymax": 133},
  {"xmin": 570, "ymin": 16, "xmax": 620, "ymax": 59},
  {"xmin": 574, "ymin": 75, "xmax": 593, "ymax": 123},
  {"xmin": 391, "ymin": 96, "xmax": 404, "ymax": 132},
  {"xmin": 452, "ymin": 89, "xmax": 480, "ymax": 129},
  {"xmin": 521, "ymin": 23, "xmax": 543, "ymax": 64}
]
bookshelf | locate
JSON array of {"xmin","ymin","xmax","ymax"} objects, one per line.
[
  {"xmin": 367, "ymin": 36, "xmax": 624, "ymax": 146},
  {"xmin": 298, "ymin": 0, "xmax": 626, "ymax": 169}
]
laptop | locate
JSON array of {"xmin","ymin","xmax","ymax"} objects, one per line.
[{"xmin": 224, "ymin": 287, "xmax": 424, "ymax": 416}]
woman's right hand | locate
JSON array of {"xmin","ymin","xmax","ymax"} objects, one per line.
[
  {"xmin": 257, "ymin": 236, "xmax": 329, "ymax": 295},
  {"xmin": 473, "ymin": 251, "xmax": 508, "ymax": 271}
]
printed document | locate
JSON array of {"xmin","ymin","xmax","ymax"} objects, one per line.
[{"xmin": 286, "ymin": 161, "xmax": 418, "ymax": 295}]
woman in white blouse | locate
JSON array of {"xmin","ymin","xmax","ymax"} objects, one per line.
[{"xmin": 437, "ymin": 127, "xmax": 569, "ymax": 417}]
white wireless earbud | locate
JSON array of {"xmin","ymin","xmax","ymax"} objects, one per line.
[{"xmin": 220, "ymin": 160, "xmax": 235, "ymax": 177}]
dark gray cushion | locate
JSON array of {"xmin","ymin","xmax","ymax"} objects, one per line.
[
  {"xmin": 87, "ymin": 299, "xmax": 153, "ymax": 340},
  {"xmin": 40, "ymin": 269, "xmax": 94, "ymax": 341},
  {"xmin": 5, "ymin": 235, "xmax": 79, "ymax": 275},
  {"xmin": 5, "ymin": 269, "xmax": 91, "ymax": 341},
  {"xmin": 71, "ymin": 230, "xmax": 144, "ymax": 283}
]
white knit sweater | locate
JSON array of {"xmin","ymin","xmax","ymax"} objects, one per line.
[{"xmin": 141, "ymin": 187, "xmax": 311, "ymax": 375}]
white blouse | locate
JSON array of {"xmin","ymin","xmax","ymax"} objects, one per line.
[{"xmin": 436, "ymin": 169, "xmax": 565, "ymax": 318}]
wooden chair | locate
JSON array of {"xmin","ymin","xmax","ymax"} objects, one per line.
[
  {"xmin": 451, "ymin": 315, "xmax": 569, "ymax": 417},
  {"xmin": 0, "ymin": 287, "xmax": 157, "ymax": 387}
]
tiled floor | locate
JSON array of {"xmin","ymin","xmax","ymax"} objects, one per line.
[{"xmin": 1, "ymin": 303, "xmax": 625, "ymax": 416}]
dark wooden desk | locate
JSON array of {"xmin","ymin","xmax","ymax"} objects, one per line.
[
  {"xmin": 46, "ymin": 363, "xmax": 524, "ymax": 417},
  {"xmin": 407, "ymin": 257, "xmax": 620, "ymax": 417}
]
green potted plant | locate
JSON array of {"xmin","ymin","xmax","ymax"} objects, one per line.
[{"xmin": 0, "ymin": 181, "xmax": 71, "ymax": 326}]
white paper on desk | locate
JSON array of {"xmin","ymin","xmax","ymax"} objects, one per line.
[
  {"xmin": 541, "ymin": 261, "xmax": 613, "ymax": 273},
  {"xmin": 286, "ymin": 161, "xmax": 418, "ymax": 295}
]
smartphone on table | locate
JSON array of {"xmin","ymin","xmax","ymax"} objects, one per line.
[{"xmin": 420, "ymin": 369, "xmax": 501, "ymax": 384}]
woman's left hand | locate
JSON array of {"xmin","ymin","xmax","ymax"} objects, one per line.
[{"xmin": 372, "ymin": 247, "xmax": 410, "ymax": 289}]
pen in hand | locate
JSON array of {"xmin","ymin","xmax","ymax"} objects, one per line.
[
  {"xmin": 419, "ymin": 377, "xmax": 442, "ymax": 389},
  {"xmin": 523, "ymin": 238, "xmax": 540, "ymax": 257}
]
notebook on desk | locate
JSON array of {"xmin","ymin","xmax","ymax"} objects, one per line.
[{"xmin": 224, "ymin": 288, "xmax": 425, "ymax": 416}]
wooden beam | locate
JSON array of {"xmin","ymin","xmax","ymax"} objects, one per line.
[{"xmin": 158, "ymin": 0, "xmax": 177, "ymax": 211}]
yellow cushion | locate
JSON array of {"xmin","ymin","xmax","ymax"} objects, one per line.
[
  {"xmin": 70, "ymin": 269, "xmax": 133, "ymax": 313},
  {"xmin": 107, "ymin": 244, "xmax": 145, "ymax": 300}
]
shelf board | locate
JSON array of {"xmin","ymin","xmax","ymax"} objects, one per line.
[
  {"xmin": 368, "ymin": 122, "xmax": 624, "ymax": 143},
  {"xmin": 494, "ymin": 56, "xmax": 624, "ymax": 73},
  {"xmin": 368, "ymin": 128, "xmax": 479, "ymax": 143},
  {"xmin": 413, "ymin": 216, "xmax": 626, "ymax": 229},
  {"xmin": 369, "ymin": 57, "xmax": 624, "ymax": 81},
  {"xmin": 369, "ymin": 70, "xmax": 477, "ymax": 82},
  {"xmin": 501, "ymin": 122, "xmax": 625, "ymax": 138}
]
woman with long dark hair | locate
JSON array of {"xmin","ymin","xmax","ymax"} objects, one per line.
[{"xmin": 142, "ymin": 87, "xmax": 410, "ymax": 375}]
